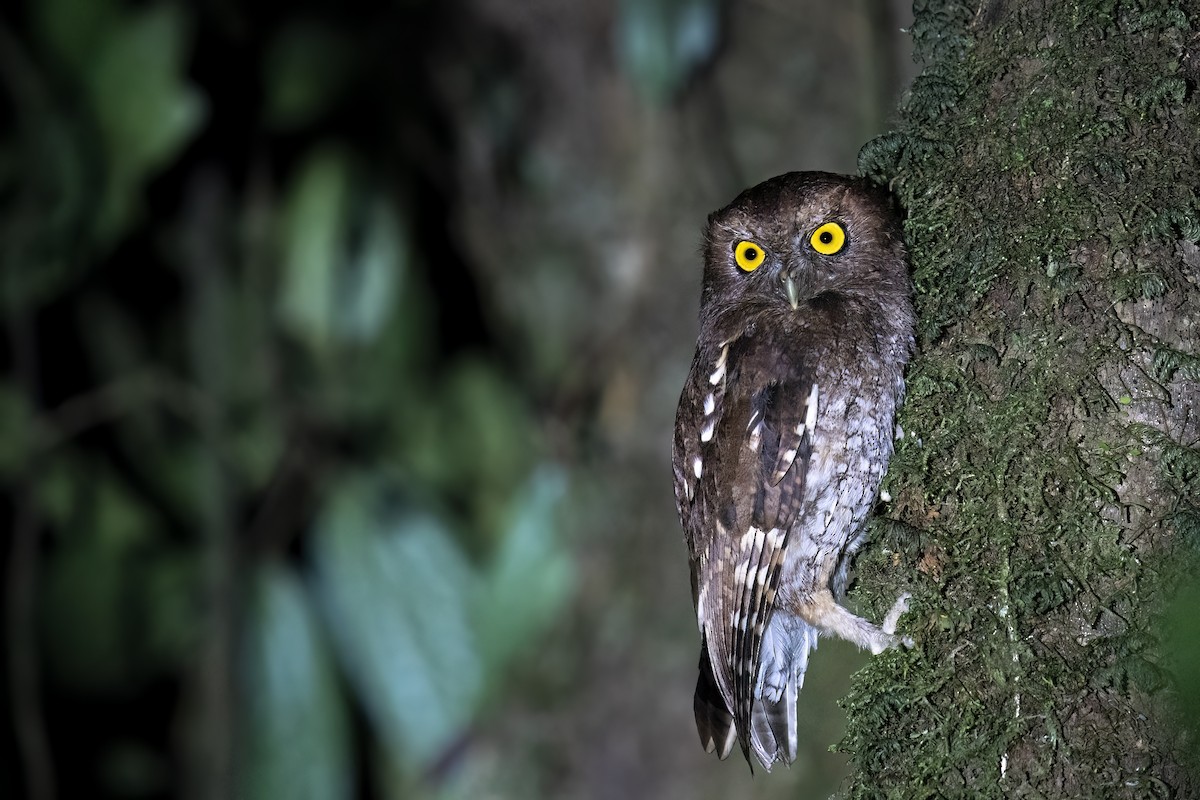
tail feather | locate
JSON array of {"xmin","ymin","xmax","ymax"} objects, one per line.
[
  {"xmin": 694, "ymin": 645, "xmax": 738, "ymax": 759},
  {"xmin": 748, "ymin": 614, "xmax": 819, "ymax": 769},
  {"xmin": 693, "ymin": 615, "xmax": 820, "ymax": 770}
]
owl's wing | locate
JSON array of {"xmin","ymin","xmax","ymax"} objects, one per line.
[
  {"xmin": 673, "ymin": 340, "xmax": 730, "ymax": 601},
  {"xmin": 677, "ymin": 334, "xmax": 819, "ymax": 765},
  {"xmin": 721, "ymin": 367, "xmax": 817, "ymax": 766},
  {"xmin": 674, "ymin": 340, "xmax": 740, "ymax": 757}
]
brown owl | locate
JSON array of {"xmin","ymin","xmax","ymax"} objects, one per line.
[{"xmin": 672, "ymin": 171, "xmax": 915, "ymax": 770}]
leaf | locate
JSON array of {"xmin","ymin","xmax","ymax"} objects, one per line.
[
  {"xmin": 312, "ymin": 481, "xmax": 483, "ymax": 770},
  {"xmin": 138, "ymin": 549, "xmax": 203, "ymax": 674},
  {"xmin": 405, "ymin": 359, "xmax": 538, "ymax": 536},
  {"xmin": 333, "ymin": 196, "xmax": 407, "ymax": 344},
  {"xmin": 263, "ymin": 22, "xmax": 358, "ymax": 130},
  {"xmin": 239, "ymin": 562, "xmax": 352, "ymax": 800},
  {"xmin": 40, "ymin": 532, "xmax": 130, "ymax": 691},
  {"xmin": 85, "ymin": 3, "xmax": 206, "ymax": 242},
  {"xmin": 38, "ymin": 470, "xmax": 155, "ymax": 691},
  {"xmin": 277, "ymin": 151, "xmax": 407, "ymax": 355},
  {"xmin": 32, "ymin": 0, "xmax": 119, "ymax": 75},
  {"xmin": 0, "ymin": 381, "xmax": 34, "ymax": 478},
  {"xmin": 615, "ymin": 0, "xmax": 719, "ymax": 103},
  {"xmin": 278, "ymin": 147, "xmax": 349, "ymax": 352},
  {"xmin": 477, "ymin": 467, "xmax": 573, "ymax": 674}
]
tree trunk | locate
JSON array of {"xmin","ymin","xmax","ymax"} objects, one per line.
[{"xmin": 845, "ymin": 1, "xmax": 1200, "ymax": 796}]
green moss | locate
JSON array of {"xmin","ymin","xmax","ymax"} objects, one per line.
[
  {"xmin": 847, "ymin": 0, "xmax": 1199, "ymax": 795},
  {"xmin": 1174, "ymin": 507, "xmax": 1200, "ymax": 550},
  {"xmin": 1132, "ymin": 425, "xmax": 1200, "ymax": 498},
  {"xmin": 1153, "ymin": 347, "xmax": 1200, "ymax": 382}
]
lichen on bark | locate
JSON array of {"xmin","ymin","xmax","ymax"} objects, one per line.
[{"xmin": 844, "ymin": 1, "xmax": 1200, "ymax": 796}]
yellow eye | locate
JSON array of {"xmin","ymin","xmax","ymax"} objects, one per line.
[
  {"xmin": 810, "ymin": 222, "xmax": 846, "ymax": 255},
  {"xmin": 734, "ymin": 240, "xmax": 766, "ymax": 272}
]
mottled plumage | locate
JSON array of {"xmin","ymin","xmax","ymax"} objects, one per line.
[{"xmin": 672, "ymin": 172, "xmax": 915, "ymax": 770}]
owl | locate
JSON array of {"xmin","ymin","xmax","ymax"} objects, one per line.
[{"xmin": 672, "ymin": 171, "xmax": 916, "ymax": 770}]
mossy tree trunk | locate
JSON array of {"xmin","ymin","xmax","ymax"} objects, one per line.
[{"xmin": 847, "ymin": 1, "xmax": 1200, "ymax": 796}]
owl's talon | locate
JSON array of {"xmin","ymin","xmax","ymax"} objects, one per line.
[{"xmin": 882, "ymin": 592, "xmax": 911, "ymax": 636}]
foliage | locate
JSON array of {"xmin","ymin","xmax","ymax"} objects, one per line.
[
  {"xmin": 1, "ymin": 1, "xmax": 574, "ymax": 797},
  {"xmin": 615, "ymin": 0, "xmax": 720, "ymax": 103}
]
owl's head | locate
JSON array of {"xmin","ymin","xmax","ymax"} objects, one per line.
[{"xmin": 699, "ymin": 172, "xmax": 910, "ymax": 329}]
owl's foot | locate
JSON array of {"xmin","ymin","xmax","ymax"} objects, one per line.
[
  {"xmin": 882, "ymin": 592, "xmax": 914, "ymax": 648},
  {"xmin": 794, "ymin": 589, "xmax": 912, "ymax": 655}
]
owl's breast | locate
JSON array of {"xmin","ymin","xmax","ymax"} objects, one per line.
[{"xmin": 777, "ymin": 364, "xmax": 899, "ymax": 591}]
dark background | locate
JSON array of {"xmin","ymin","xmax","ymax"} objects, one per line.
[{"xmin": 0, "ymin": 1, "xmax": 918, "ymax": 797}]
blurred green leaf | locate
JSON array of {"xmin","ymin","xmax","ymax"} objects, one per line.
[
  {"xmin": 2, "ymin": 54, "xmax": 97, "ymax": 309},
  {"xmin": 278, "ymin": 146, "xmax": 348, "ymax": 351},
  {"xmin": 227, "ymin": 407, "xmax": 287, "ymax": 492},
  {"xmin": 99, "ymin": 741, "xmax": 170, "ymax": 799},
  {"xmin": 39, "ymin": 471, "xmax": 154, "ymax": 691},
  {"xmin": 41, "ymin": 533, "xmax": 129, "ymax": 691},
  {"xmin": 313, "ymin": 481, "xmax": 483, "ymax": 770},
  {"xmin": 477, "ymin": 467, "xmax": 572, "ymax": 674},
  {"xmin": 240, "ymin": 562, "xmax": 352, "ymax": 800},
  {"xmin": 405, "ymin": 359, "xmax": 538, "ymax": 538},
  {"xmin": 0, "ymin": 381, "xmax": 35, "ymax": 478},
  {"xmin": 264, "ymin": 22, "xmax": 358, "ymax": 130},
  {"xmin": 278, "ymin": 150, "xmax": 407, "ymax": 355},
  {"xmin": 33, "ymin": 456, "xmax": 78, "ymax": 529},
  {"xmin": 38, "ymin": 457, "xmax": 205, "ymax": 696},
  {"xmin": 138, "ymin": 549, "xmax": 202, "ymax": 673},
  {"xmin": 32, "ymin": 0, "xmax": 119, "ymax": 74},
  {"xmin": 84, "ymin": 3, "xmax": 206, "ymax": 243},
  {"xmin": 442, "ymin": 360, "xmax": 535, "ymax": 488},
  {"xmin": 616, "ymin": 0, "xmax": 719, "ymax": 103},
  {"xmin": 77, "ymin": 295, "xmax": 148, "ymax": 380},
  {"xmin": 334, "ymin": 196, "xmax": 407, "ymax": 344}
]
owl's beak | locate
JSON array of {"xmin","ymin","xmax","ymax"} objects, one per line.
[{"xmin": 783, "ymin": 273, "xmax": 801, "ymax": 310}]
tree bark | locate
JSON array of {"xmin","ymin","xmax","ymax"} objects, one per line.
[{"xmin": 846, "ymin": 1, "xmax": 1200, "ymax": 796}]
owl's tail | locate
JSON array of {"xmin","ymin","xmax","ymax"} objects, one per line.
[
  {"xmin": 748, "ymin": 613, "xmax": 819, "ymax": 769},
  {"xmin": 694, "ymin": 643, "xmax": 739, "ymax": 759}
]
